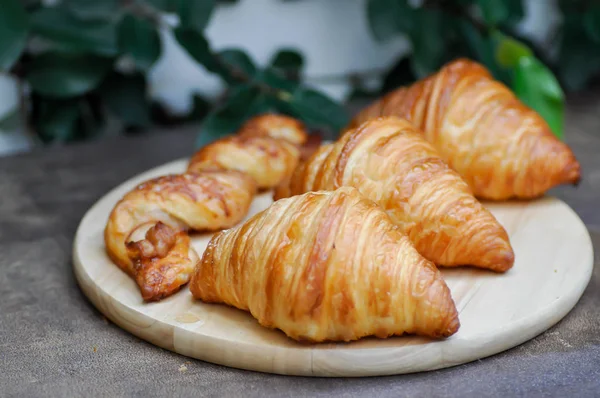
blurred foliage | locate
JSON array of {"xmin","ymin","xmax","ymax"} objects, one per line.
[{"xmin": 0, "ymin": 0, "xmax": 598, "ymax": 147}]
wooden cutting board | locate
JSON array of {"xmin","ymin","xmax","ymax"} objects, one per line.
[{"xmin": 72, "ymin": 158, "xmax": 594, "ymax": 377}]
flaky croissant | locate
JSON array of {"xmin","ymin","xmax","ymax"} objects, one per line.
[
  {"xmin": 188, "ymin": 114, "xmax": 309, "ymax": 189},
  {"xmin": 190, "ymin": 186, "xmax": 460, "ymax": 342},
  {"xmin": 348, "ymin": 58, "xmax": 581, "ymax": 200},
  {"xmin": 274, "ymin": 116, "xmax": 514, "ymax": 272},
  {"xmin": 104, "ymin": 171, "xmax": 256, "ymax": 301}
]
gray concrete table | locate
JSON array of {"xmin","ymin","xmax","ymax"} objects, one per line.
[{"xmin": 1, "ymin": 89, "xmax": 599, "ymax": 397}]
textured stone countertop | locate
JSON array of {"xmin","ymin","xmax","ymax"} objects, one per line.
[{"xmin": 1, "ymin": 89, "xmax": 599, "ymax": 397}]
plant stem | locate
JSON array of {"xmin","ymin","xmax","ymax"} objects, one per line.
[
  {"xmin": 122, "ymin": 0, "xmax": 164, "ymax": 26},
  {"xmin": 209, "ymin": 52, "xmax": 292, "ymax": 99},
  {"xmin": 17, "ymin": 79, "xmax": 41, "ymax": 147}
]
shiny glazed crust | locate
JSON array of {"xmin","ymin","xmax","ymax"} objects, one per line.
[
  {"xmin": 187, "ymin": 135, "xmax": 301, "ymax": 190},
  {"xmin": 348, "ymin": 58, "xmax": 581, "ymax": 200},
  {"xmin": 188, "ymin": 114, "xmax": 309, "ymax": 190},
  {"xmin": 104, "ymin": 171, "xmax": 256, "ymax": 301},
  {"xmin": 274, "ymin": 116, "xmax": 515, "ymax": 272},
  {"xmin": 190, "ymin": 186, "xmax": 460, "ymax": 342},
  {"xmin": 104, "ymin": 113, "xmax": 309, "ymax": 301}
]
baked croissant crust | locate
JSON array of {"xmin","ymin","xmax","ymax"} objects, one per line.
[
  {"xmin": 104, "ymin": 170, "xmax": 256, "ymax": 301},
  {"xmin": 190, "ymin": 186, "xmax": 460, "ymax": 342},
  {"xmin": 348, "ymin": 58, "xmax": 581, "ymax": 200},
  {"xmin": 274, "ymin": 116, "xmax": 514, "ymax": 272},
  {"xmin": 188, "ymin": 114, "xmax": 309, "ymax": 190}
]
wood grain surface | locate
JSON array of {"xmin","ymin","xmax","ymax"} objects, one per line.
[{"xmin": 72, "ymin": 158, "xmax": 594, "ymax": 377}]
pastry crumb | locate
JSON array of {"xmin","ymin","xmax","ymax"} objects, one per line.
[
  {"xmin": 93, "ymin": 346, "xmax": 97, "ymax": 352},
  {"xmin": 179, "ymin": 364, "xmax": 188, "ymax": 372}
]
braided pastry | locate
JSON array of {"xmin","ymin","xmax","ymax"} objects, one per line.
[
  {"xmin": 348, "ymin": 58, "xmax": 581, "ymax": 200},
  {"xmin": 188, "ymin": 114, "xmax": 309, "ymax": 190},
  {"xmin": 274, "ymin": 116, "xmax": 514, "ymax": 272},
  {"xmin": 105, "ymin": 113, "xmax": 308, "ymax": 301},
  {"xmin": 104, "ymin": 171, "xmax": 256, "ymax": 301},
  {"xmin": 190, "ymin": 186, "xmax": 460, "ymax": 342}
]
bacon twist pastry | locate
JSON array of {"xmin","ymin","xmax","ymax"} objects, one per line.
[
  {"xmin": 274, "ymin": 116, "xmax": 514, "ymax": 272},
  {"xmin": 188, "ymin": 114, "xmax": 309, "ymax": 190},
  {"xmin": 104, "ymin": 171, "xmax": 256, "ymax": 301},
  {"xmin": 105, "ymin": 114, "xmax": 308, "ymax": 301},
  {"xmin": 348, "ymin": 58, "xmax": 581, "ymax": 200},
  {"xmin": 190, "ymin": 186, "xmax": 460, "ymax": 342}
]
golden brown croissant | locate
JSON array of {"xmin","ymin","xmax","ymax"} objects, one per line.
[
  {"xmin": 104, "ymin": 170, "xmax": 256, "ymax": 301},
  {"xmin": 190, "ymin": 186, "xmax": 460, "ymax": 342},
  {"xmin": 348, "ymin": 58, "xmax": 581, "ymax": 200},
  {"xmin": 188, "ymin": 114, "xmax": 309, "ymax": 190},
  {"xmin": 274, "ymin": 116, "xmax": 514, "ymax": 272}
]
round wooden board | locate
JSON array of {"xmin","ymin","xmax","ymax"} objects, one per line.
[{"xmin": 73, "ymin": 158, "xmax": 594, "ymax": 377}]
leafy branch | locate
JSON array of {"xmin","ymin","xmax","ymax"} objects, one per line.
[
  {"xmin": 0, "ymin": 0, "xmax": 599, "ymax": 148},
  {"xmin": 362, "ymin": 0, "xmax": 599, "ymax": 139},
  {"xmin": 0, "ymin": 0, "xmax": 348, "ymax": 147}
]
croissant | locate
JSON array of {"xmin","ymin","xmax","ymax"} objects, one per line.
[
  {"xmin": 274, "ymin": 116, "xmax": 514, "ymax": 272},
  {"xmin": 348, "ymin": 58, "xmax": 581, "ymax": 200},
  {"xmin": 190, "ymin": 186, "xmax": 460, "ymax": 342},
  {"xmin": 188, "ymin": 114, "xmax": 309, "ymax": 190},
  {"xmin": 104, "ymin": 170, "xmax": 256, "ymax": 301}
]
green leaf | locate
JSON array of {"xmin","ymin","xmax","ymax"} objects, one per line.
[
  {"xmin": 366, "ymin": 0, "xmax": 414, "ymax": 41},
  {"xmin": 494, "ymin": 31, "xmax": 533, "ymax": 68},
  {"xmin": 195, "ymin": 84, "xmax": 260, "ymax": 148},
  {"xmin": 0, "ymin": 0, "xmax": 29, "ymax": 71},
  {"xmin": 176, "ymin": 0, "xmax": 216, "ymax": 32},
  {"xmin": 145, "ymin": 0, "xmax": 174, "ymax": 12},
  {"xmin": 269, "ymin": 49, "xmax": 304, "ymax": 79},
  {"xmin": 218, "ymin": 48, "xmax": 257, "ymax": 83},
  {"xmin": 513, "ymin": 56, "xmax": 564, "ymax": 139},
  {"xmin": 286, "ymin": 87, "xmax": 349, "ymax": 132},
  {"xmin": 30, "ymin": 8, "xmax": 118, "ymax": 56},
  {"xmin": 118, "ymin": 15, "xmax": 161, "ymax": 71},
  {"xmin": 32, "ymin": 98, "xmax": 80, "ymax": 143},
  {"xmin": 259, "ymin": 68, "xmax": 299, "ymax": 92},
  {"xmin": 410, "ymin": 9, "xmax": 445, "ymax": 78},
  {"xmin": 557, "ymin": 14, "xmax": 600, "ymax": 91},
  {"xmin": 457, "ymin": 24, "xmax": 511, "ymax": 84},
  {"xmin": 26, "ymin": 53, "xmax": 112, "ymax": 97},
  {"xmin": 380, "ymin": 56, "xmax": 416, "ymax": 92},
  {"xmin": 584, "ymin": 5, "xmax": 600, "ymax": 43},
  {"xmin": 173, "ymin": 27, "xmax": 221, "ymax": 73},
  {"xmin": 476, "ymin": 0, "xmax": 509, "ymax": 26},
  {"xmin": 0, "ymin": 107, "xmax": 21, "ymax": 132},
  {"xmin": 64, "ymin": 0, "xmax": 119, "ymax": 21},
  {"xmin": 99, "ymin": 72, "xmax": 151, "ymax": 127},
  {"xmin": 503, "ymin": 0, "xmax": 525, "ymax": 25}
]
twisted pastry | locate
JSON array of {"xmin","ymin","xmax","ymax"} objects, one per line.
[
  {"xmin": 348, "ymin": 58, "xmax": 581, "ymax": 200},
  {"xmin": 190, "ymin": 186, "xmax": 460, "ymax": 342},
  {"xmin": 105, "ymin": 171, "xmax": 256, "ymax": 301},
  {"xmin": 188, "ymin": 135, "xmax": 300, "ymax": 190},
  {"xmin": 105, "ymin": 113, "xmax": 309, "ymax": 301},
  {"xmin": 274, "ymin": 116, "xmax": 514, "ymax": 272},
  {"xmin": 188, "ymin": 114, "xmax": 309, "ymax": 190},
  {"xmin": 236, "ymin": 113, "xmax": 308, "ymax": 146}
]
